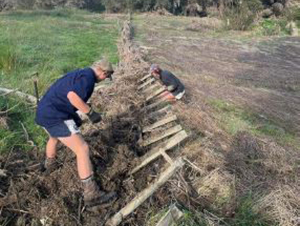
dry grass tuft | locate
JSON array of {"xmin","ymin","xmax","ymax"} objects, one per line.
[
  {"xmin": 185, "ymin": 18, "xmax": 223, "ymax": 32},
  {"xmin": 254, "ymin": 186, "xmax": 300, "ymax": 226},
  {"xmin": 196, "ymin": 168, "xmax": 235, "ymax": 209}
]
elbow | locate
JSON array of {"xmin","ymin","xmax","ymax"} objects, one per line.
[{"xmin": 67, "ymin": 91, "xmax": 77, "ymax": 102}]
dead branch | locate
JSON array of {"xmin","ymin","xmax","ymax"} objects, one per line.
[{"xmin": 0, "ymin": 87, "xmax": 36, "ymax": 104}]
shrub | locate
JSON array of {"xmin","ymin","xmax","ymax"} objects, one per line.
[{"xmin": 222, "ymin": 0, "xmax": 263, "ymax": 31}]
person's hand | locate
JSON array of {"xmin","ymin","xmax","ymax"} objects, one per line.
[{"xmin": 87, "ymin": 108, "xmax": 102, "ymax": 124}]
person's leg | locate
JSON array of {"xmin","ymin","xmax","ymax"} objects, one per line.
[
  {"xmin": 46, "ymin": 136, "xmax": 58, "ymax": 159},
  {"xmin": 58, "ymin": 133, "xmax": 116, "ymax": 206},
  {"xmin": 58, "ymin": 134, "xmax": 93, "ymax": 179},
  {"xmin": 160, "ymin": 91, "xmax": 176, "ymax": 102}
]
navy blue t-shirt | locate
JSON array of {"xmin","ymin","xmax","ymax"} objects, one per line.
[
  {"xmin": 35, "ymin": 68, "xmax": 96, "ymax": 128},
  {"xmin": 160, "ymin": 70, "xmax": 185, "ymax": 96}
]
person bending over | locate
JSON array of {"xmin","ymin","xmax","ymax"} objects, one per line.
[
  {"xmin": 35, "ymin": 59, "xmax": 116, "ymax": 207},
  {"xmin": 150, "ymin": 64, "xmax": 185, "ymax": 102}
]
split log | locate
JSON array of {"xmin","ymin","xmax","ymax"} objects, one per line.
[
  {"xmin": 143, "ymin": 115, "xmax": 177, "ymax": 133},
  {"xmin": 148, "ymin": 105, "xmax": 172, "ymax": 119},
  {"xmin": 131, "ymin": 130, "xmax": 188, "ymax": 174},
  {"xmin": 143, "ymin": 99, "xmax": 167, "ymax": 112},
  {"xmin": 143, "ymin": 83, "xmax": 161, "ymax": 94},
  {"xmin": 141, "ymin": 125, "xmax": 182, "ymax": 147},
  {"xmin": 155, "ymin": 205, "xmax": 183, "ymax": 226},
  {"xmin": 146, "ymin": 87, "xmax": 166, "ymax": 102},
  {"xmin": 139, "ymin": 73, "xmax": 152, "ymax": 82},
  {"xmin": 107, "ymin": 158, "xmax": 185, "ymax": 226},
  {"xmin": 138, "ymin": 78, "xmax": 155, "ymax": 90}
]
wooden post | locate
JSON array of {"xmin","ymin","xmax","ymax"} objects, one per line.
[{"xmin": 106, "ymin": 158, "xmax": 185, "ymax": 226}]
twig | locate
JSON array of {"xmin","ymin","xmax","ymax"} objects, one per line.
[
  {"xmin": 203, "ymin": 209, "xmax": 230, "ymax": 226},
  {"xmin": 19, "ymin": 121, "xmax": 35, "ymax": 146},
  {"xmin": 78, "ymin": 197, "xmax": 83, "ymax": 224},
  {"xmin": 0, "ymin": 103, "xmax": 21, "ymax": 115},
  {"xmin": 5, "ymin": 208, "xmax": 30, "ymax": 214},
  {"xmin": 183, "ymin": 157, "xmax": 205, "ymax": 175}
]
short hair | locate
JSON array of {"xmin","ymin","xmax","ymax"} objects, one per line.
[{"xmin": 92, "ymin": 59, "xmax": 113, "ymax": 72}]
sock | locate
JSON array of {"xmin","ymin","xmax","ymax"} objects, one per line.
[{"xmin": 81, "ymin": 174, "xmax": 94, "ymax": 184}]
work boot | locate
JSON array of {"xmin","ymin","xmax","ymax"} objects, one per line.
[
  {"xmin": 42, "ymin": 157, "xmax": 58, "ymax": 175},
  {"xmin": 82, "ymin": 176, "xmax": 117, "ymax": 207}
]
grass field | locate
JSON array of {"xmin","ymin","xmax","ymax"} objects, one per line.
[{"xmin": 0, "ymin": 9, "xmax": 120, "ymax": 153}]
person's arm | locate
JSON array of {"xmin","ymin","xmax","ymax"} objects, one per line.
[
  {"xmin": 67, "ymin": 91, "xmax": 90, "ymax": 114},
  {"xmin": 67, "ymin": 91, "xmax": 102, "ymax": 124}
]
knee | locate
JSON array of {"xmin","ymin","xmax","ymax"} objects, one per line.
[{"xmin": 48, "ymin": 137, "xmax": 58, "ymax": 145}]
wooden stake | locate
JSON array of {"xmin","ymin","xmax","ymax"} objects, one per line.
[
  {"xmin": 106, "ymin": 158, "xmax": 185, "ymax": 226},
  {"xmin": 131, "ymin": 131, "xmax": 188, "ymax": 174},
  {"xmin": 146, "ymin": 87, "xmax": 166, "ymax": 102},
  {"xmin": 143, "ymin": 99, "xmax": 167, "ymax": 112},
  {"xmin": 138, "ymin": 78, "xmax": 155, "ymax": 90},
  {"xmin": 148, "ymin": 105, "xmax": 171, "ymax": 119},
  {"xmin": 143, "ymin": 115, "xmax": 177, "ymax": 133},
  {"xmin": 141, "ymin": 125, "xmax": 182, "ymax": 147},
  {"xmin": 143, "ymin": 83, "xmax": 161, "ymax": 95},
  {"xmin": 139, "ymin": 73, "xmax": 152, "ymax": 82}
]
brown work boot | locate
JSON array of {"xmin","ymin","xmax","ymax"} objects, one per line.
[
  {"xmin": 42, "ymin": 157, "xmax": 58, "ymax": 175},
  {"xmin": 82, "ymin": 176, "xmax": 117, "ymax": 207}
]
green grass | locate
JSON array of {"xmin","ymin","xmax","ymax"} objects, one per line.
[
  {"xmin": 0, "ymin": 9, "xmax": 120, "ymax": 153},
  {"xmin": 208, "ymin": 99, "xmax": 299, "ymax": 148},
  {"xmin": 231, "ymin": 194, "xmax": 268, "ymax": 226},
  {"xmin": 0, "ymin": 8, "xmax": 119, "ymax": 95},
  {"xmin": 0, "ymin": 96, "xmax": 46, "ymax": 153},
  {"xmin": 256, "ymin": 19, "xmax": 290, "ymax": 36}
]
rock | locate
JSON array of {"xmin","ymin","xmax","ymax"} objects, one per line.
[
  {"xmin": 272, "ymin": 3, "xmax": 284, "ymax": 16},
  {"xmin": 262, "ymin": 8, "xmax": 273, "ymax": 18}
]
